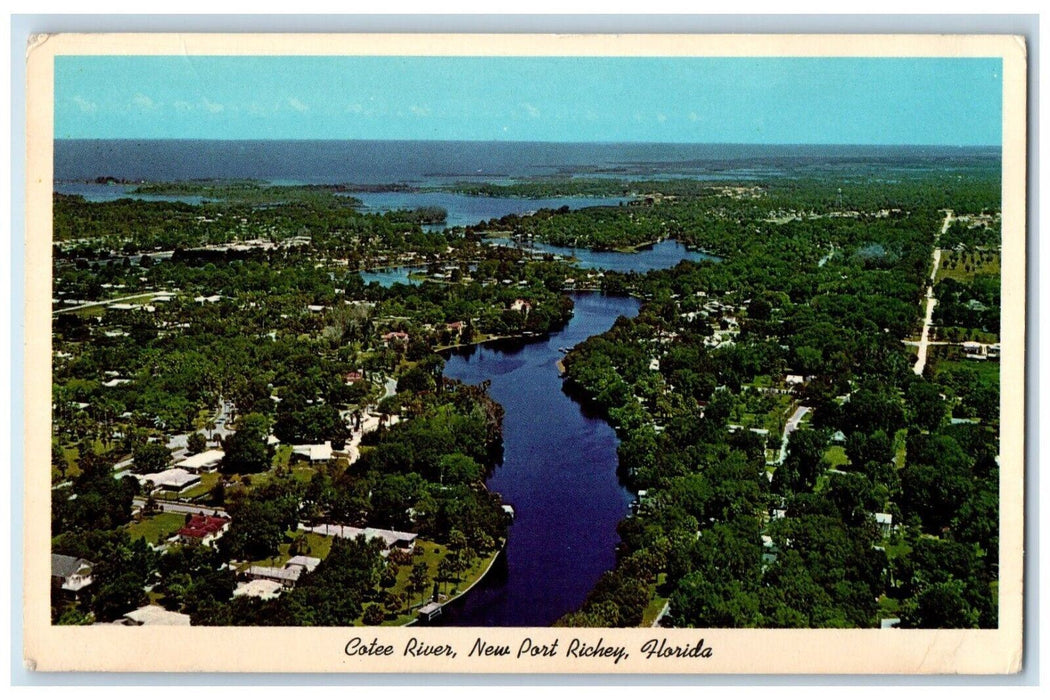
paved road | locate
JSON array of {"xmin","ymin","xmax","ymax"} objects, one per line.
[
  {"xmin": 133, "ymin": 497, "xmax": 228, "ymax": 518},
  {"xmin": 775, "ymin": 405, "xmax": 812, "ymax": 465},
  {"xmin": 912, "ymin": 211, "xmax": 953, "ymax": 376},
  {"xmin": 52, "ymin": 289, "xmax": 175, "ymax": 315}
]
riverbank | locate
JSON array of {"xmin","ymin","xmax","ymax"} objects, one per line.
[{"xmin": 400, "ymin": 540, "xmax": 506, "ymax": 626}]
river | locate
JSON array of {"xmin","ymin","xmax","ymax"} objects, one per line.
[{"xmin": 437, "ymin": 292, "xmax": 641, "ymax": 626}]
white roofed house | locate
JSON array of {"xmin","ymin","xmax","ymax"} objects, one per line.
[
  {"xmin": 292, "ymin": 442, "xmax": 333, "ymax": 462},
  {"xmin": 874, "ymin": 512, "xmax": 894, "ymax": 536},
  {"xmin": 122, "ymin": 605, "xmax": 191, "ymax": 626},
  {"xmin": 136, "ymin": 468, "xmax": 201, "ymax": 494},
  {"xmin": 285, "ymin": 555, "xmax": 322, "ymax": 574},
  {"xmin": 246, "ymin": 565, "xmax": 303, "ymax": 587},
  {"xmin": 175, "ymin": 449, "xmax": 225, "ymax": 472}
]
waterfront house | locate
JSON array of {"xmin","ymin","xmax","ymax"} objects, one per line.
[{"xmin": 418, "ymin": 602, "xmax": 442, "ymax": 622}]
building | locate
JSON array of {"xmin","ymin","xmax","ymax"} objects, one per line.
[
  {"xmin": 51, "ymin": 554, "xmax": 94, "ymax": 593},
  {"xmin": 123, "ymin": 605, "xmax": 191, "ymax": 626},
  {"xmin": 177, "ymin": 514, "xmax": 230, "ymax": 547},
  {"xmin": 418, "ymin": 602, "xmax": 443, "ymax": 622},
  {"xmin": 246, "ymin": 565, "xmax": 303, "ymax": 588},
  {"xmin": 285, "ymin": 555, "xmax": 322, "ymax": 574},
  {"xmin": 233, "ymin": 579, "xmax": 284, "ymax": 600},
  {"xmin": 299, "ymin": 523, "xmax": 417, "ymax": 552},
  {"xmin": 137, "ymin": 468, "xmax": 201, "ymax": 493},
  {"xmin": 292, "ymin": 442, "xmax": 333, "ymax": 462},
  {"xmin": 874, "ymin": 512, "xmax": 894, "ymax": 536},
  {"xmin": 175, "ymin": 449, "xmax": 225, "ymax": 472}
]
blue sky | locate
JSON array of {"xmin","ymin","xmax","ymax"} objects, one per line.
[{"xmin": 55, "ymin": 56, "xmax": 1002, "ymax": 145}]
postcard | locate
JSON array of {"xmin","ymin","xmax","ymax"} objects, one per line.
[{"xmin": 23, "ymin": 32, "xmax": 1026, "ymax": 674}]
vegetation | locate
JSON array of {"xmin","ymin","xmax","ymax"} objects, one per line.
[{"xmin": 51, "ymin": 160, "xmax": 1002, "ymax": 629}]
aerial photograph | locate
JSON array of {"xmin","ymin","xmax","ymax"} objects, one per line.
[{"xmin": 48, "ymin": 53, "xmax": 1006, "ymax": 631}]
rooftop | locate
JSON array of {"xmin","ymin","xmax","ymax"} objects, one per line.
[{"xmin": 124, "ymin": 605, "xmax": 191, "ymax": 626}]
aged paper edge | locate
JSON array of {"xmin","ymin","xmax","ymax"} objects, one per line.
[{"xmin": 23, "ymin": 32, "xmax": 1027, "ymax": 675}]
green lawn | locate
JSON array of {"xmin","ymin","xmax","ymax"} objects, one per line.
[
  {"xmin": 242, "ymin": 531, "xmax": 334, "ymax": 570},
  {"xmin": 272, "ymin": 444, "xmax": 293, "ymax": 469},
  {"xmin": 290, "ymin": 464, "xmax": 317, "ymax": 485},
  {"xmin": 640, "ymin": 573, "xmax": 670, "ymax": 627},
  {"xmin": 933, "ymin": 358, "xmax": 1000, "ymax": 385},
  {"xmin": 823, "ymin": 445, "xmax": 849, "ymax": 469},
  {"xmin": 178, "ymin": 471, "xmax": 221, "ymax": 500},
  {"xmin": 370, "ymin": 540, "xmax": 501, "ymax": 626},
  {"xmin": 127, "ymin": 512, "xmax": 187, "ymax": 545},
  {"xmin": 893, "ymin": 429, "xmax": 908, "ymax": 469},
  {"xmin": 936, "ymin": 251, "xmax": 1000, "ymax": 283}
]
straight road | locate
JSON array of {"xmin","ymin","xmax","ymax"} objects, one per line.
[
  {"xmin": 912, "ymin": 211, "xmax": 953, "ymax": 376},
  {"xmin": 133, "ymin": 497, "xmax": 228, "ymax": 519},
  {"xmin": 775, "ymin": 405, "xmax": 812, "ymax": 465}
]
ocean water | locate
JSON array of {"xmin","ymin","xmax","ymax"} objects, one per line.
[{"xmin": 53, "ymin": 140, "xmax": 1001, "ymax": 185}]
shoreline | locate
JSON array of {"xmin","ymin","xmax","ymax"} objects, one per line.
[{"xmin": 401, "ymin": 539, "xmax": 506, "ymax": 627}]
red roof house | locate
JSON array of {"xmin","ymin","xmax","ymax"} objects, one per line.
[{"xmin": 177, "ymin": 514, "xmax": 231, "ymax": 546}]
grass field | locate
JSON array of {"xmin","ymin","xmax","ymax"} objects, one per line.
[
  {"xmin": 376, "ymin": 540, "xmax": 501, "ymax": 626},
  {"xmin": 177, "ymin": 471, "xmax": 221, "ymax": 500},
  {"xmin": 243, "ymin": 531, "xmax": 335, "ymax": 570},
  {"xmin": 933, "ymin": 358, "xmax": 1001, "ymax": 385},
  {"xmin": 823, "ymin": 445, "xmax": 849, "ymax": 469},
  {"xmin": 127, "ymin": 512, "xmax": 187, "ymax": 545},
  {"xmin": 936, "ymin": 251, "xmax": 1000, "ymax": 283}
]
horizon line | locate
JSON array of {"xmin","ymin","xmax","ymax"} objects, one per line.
[{"xmin": 52, "ymin": 137, "xmax": 1003, "ymax": 149}]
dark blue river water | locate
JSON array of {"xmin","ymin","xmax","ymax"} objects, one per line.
[{"xmin": 438, "ymin": 292, "xmax": 641, "ymax": 626}]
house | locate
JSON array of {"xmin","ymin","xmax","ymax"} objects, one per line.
[
  {"xmin": 123, "ymin": 605, "xmax": 191, "ymax": 626},
  {"xmin": 962, "ymin": 341, "xmax": 985, "ymax": 359},
  {"xmin": 286, "ymin": 555, "xmax": 322, "ymax": 574},
  {"xmin": 137, "ymin": 468, "xmax": 201, "ymax": 494},
  {"xmin": 51, "ymin": 554, "xmax": 94, "ymax": 593},
  {"xmin": 234, "ymin": 578, "xmax": 284, "ymax": 600},
  {"xmin": 177, "ymin": 514, "xmax": 230, "ymax": 547},
  {"xmin": 175, "ymin": 449, "xmax": 225, "ymax": 472},
  {"xmin": 299, "ymin": 523, "xmax": 417, "ymax": 552},
  {"xmin": 874, "ymin": 512, "xmax": 894, "ymax": 535},
  {"xmin": 510, "ymin": 299, "xmax": 532, "ymax": 313},
  {"xmin": 344, "ymin": 371, "xmax": 365, "ymax": 384},
  {"xmin": 246, "ymin": 565, "xmax": 303, "ymax": 587},
  {"xmin": 381, "ymin": 331, "xmax": 410, "ymax": 346},
  {"xmin": 418, "ymin": 602, "xmax": 443, "ymax": 622},
  {"xmin": 292, "ymin": 442, "xmax": 333, "ymax": 462},
  {"xmin": 785, "ymin": 374, "xmax": 805, "ymax": 386}
]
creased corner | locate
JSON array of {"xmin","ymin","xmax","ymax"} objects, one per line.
[{"xmin": 26, "ymin": 33, "xmax": 52, "ymax": 59}]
